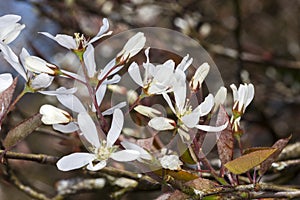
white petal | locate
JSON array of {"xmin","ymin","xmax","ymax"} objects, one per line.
[
  {"xmin": 196, "ymin": 94, "xmax": 214, "ymax": 116},
  {"xmin": 102, "ymin": 102, "xmax": 126, "ymax": 116},
  {"xmin": 78, "ymin": 112, "xmax": 100, "ymax": 148},
  {"xmin": 57, "ymin": 93, "xmax": 86, "ymax": 113},
  {"xmin": 195, "ymin": 121, "xmax": 228, "ymax": 132},
  {"xmin": 214, "ymin": 86, "xmax": 227, "ymax": 106},
  {"xmin": 98, "ymin": 59, "xmax": 123, "ymax": 80},
  {"xmin": 178, "ymin": 127, "xmax": 191, "ymax": 141},
  {"xmin": 31, "ymin": 73, "xmax": 54, "ymax": 90},
  {"xmin": 53, "ymin": 122, "xmax": 79, "ymax": 133},
  {"xmin": 121, "ymin": 141, "xmax": 152, "ymax": 160},
  {"xmin": 0, "ymin": 43, "xmax": 27, "ymax": 80},
  {"xmin": 39, "ymin": 87, "xmax": 77, "ymax": 96},
  {"xmin": 0, "ymin": 73, "xmax": 13, "ymax": 93},
  {"xmin": 1, "ymin": 23, "xmax": 25, "ymax": 44},
  {"xmin": 181, "ymin": 112, "xmax": 200, "ymax": 128},
  {"xmin": 107, "ymin": 109, "xmax": 124, "ymax": 147},
  {"xmin": 95, "ymin": 84, "xmax": 106, "ymax": 106},
  {"xmin": 103, "ymin": 74, "xmax": 121, "ymax": 85},
  {"xmin": 148, "ymin": 117, "xmax": 175, "ymax": 131},
  {"xmin": 172, "ymin": 70, "xmax": 187, "ymax": 113},
  {"xmin": 56, "ymin": 152, "xmax": 95, "ymax": 171},
  {"xmin": 39, "ymin": 32, "xmax": 76, "ymax": 49},
  {"xmin": 25, "ymin": 56, "xmax": 55, "ymax": 75},
  {"xmin": 162, "ymin": 93, "xmax": 176, "ymax": 114},
  {"xmin": 60, "ymin": 69, "xmax": 86, "ymax": 83},
  {"xmin": 83, "ymin": 45, "xmax": 96, "ymax": 78},
  {"xmin": 0, "ymin": 15, "xmax": 21, "ymax": 26},
  {"xmin": 128, "ymin": 62, "xmax": 143, "ymax": 87},
  {"xmin": 119, "ymin": 32, "xmax": 146, "ymax": 59},
  {"xmin": 39, "ymin": 104, "xmax": 71, "ymax": 125},
  {"xmin": 134, "ymin": 105, "xmax": 161, "ymax": 118},
  {"xmin": 176, "ymin": 54, "xmax": 193, "ymax": 72},
  {"xmin": 110, "ymin": 150, "xmax": 140, "ymax": 162},
  {"xmin": 230, "ymin": 84, "xmax": 238, "ymax": 102},
  {"xmin": 89, "ymin": 18, "xmax": 111, "ymax": 44},
  {"xmin": 87, "ymin": 160, "xmax": 107, "ymax": 171},
  {"xmin": 244, "ymin": 84, "xmax": 254, "ymax": 110},
  {"xmin": 190, "ymin": 62, "xmax": 210, "ymax": 90}
]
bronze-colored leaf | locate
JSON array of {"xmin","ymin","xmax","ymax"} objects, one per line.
[
  {"xmin": 224, "ymin": 148, "xmax": 277, "ymax": 174},
  {"xmin": 259, "ymin": 135, "xmax": 292, "ymax": 176},
  {"xmin": 216, "ymin": 105, "xmax": 233, "ymax": 165},
  {"xmin": 0, "ymin": 77, "xmax": 18, "ymax": 122},
  {"xmin": 3, "ymin": 113, "xmax": 42, "ymax": 149}
]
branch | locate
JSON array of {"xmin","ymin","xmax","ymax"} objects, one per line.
[
  {"xmin": 1, "ymin": 150, "xmax": 58, "ymax": 165},
  {"xmin": 3, "ymin": 161, "xmax": 51, "ymax": 200},
  {"xmin": 203, "ymin": 42, "xmax": 300, "ymax": 70}
]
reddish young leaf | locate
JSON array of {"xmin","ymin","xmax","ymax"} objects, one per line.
[
  {"xmin": 3, "ymin": 113, "xmax": 42, "ymax": 149},
  {"xmin": 224, "ymin": 148, "xmax": 277, "ymax": 174},
  {"xmin": 0, "ymin": 77, "xmax": 18, "ymax": 123},
  {"xmin": 259, "ymin": 135, "xmax": 292, "ymax": 176},
  {"xmin": 216, "ymin": 105, "xmax": 233, "ymax": 165}
]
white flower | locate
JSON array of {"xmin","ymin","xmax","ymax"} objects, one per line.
[
  {"xmin": 190, "ymin": 62, "xmax": 210, "ymax": 91},
  {"xmin": 39, "ymin": 104, "xmax": 72, "ymax": 125},
  {"xmin": 0, "ymin": 73, "xmax": 13, "ymax": 93},
  {"xmin": 0, "ymin": 45, "xmax": 54, "ymax": 89},
  {"xmin": 159, "ymin": 155, "xmax": 183, "ymax": 170},
  {"xmin": 39, "ymin": 18, "xmax": 112, "ymax": 50},
  {"xmin": 117, "ymin": 32, "xmax": 146, "ymax": 62},
  {"xmin": 230, "ymin": 83, "xmax": 254, "ymax": 113},
  {"xmin": 149, "ymin": 87, "xmax": 228, "ymax": 142},
  {"xmin": 0, "ymin": 14, "xmax": 25, "ymax": 44},
  {"xmin": 56, "ymin": 109, "xmax": 140, "ymax": 171},
  {"xmin": 128, "ymin": 48, "xmax": 186, "ymax": 95}
]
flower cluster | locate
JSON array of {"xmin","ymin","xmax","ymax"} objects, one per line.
[{"xmin": 0, "ymin": 14, "xmax": 255, "ymax": 173}]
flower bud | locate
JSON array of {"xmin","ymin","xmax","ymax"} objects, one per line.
[
  {"xmin": 190, "ymin": 62, "xmax": 210, "ymax": 91},
  {"xmin": 39, "ymin": 104, "xmax": 72, "ymax": 125}
]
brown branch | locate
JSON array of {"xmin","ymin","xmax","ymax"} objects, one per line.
[
  {"xmin": 278, "ymin": 142, "xmax": 300, "ymax": 161},
  {"xmin": 203, "ymin": 42, "xmax": 300, "ymax": 70},
  {"xmin": 1, "ymin": 150, "xmax": 59, "ymax": 165},
  {"xmin": 3, "ymin": 161, "xmax": 51, "ymax": 200}
]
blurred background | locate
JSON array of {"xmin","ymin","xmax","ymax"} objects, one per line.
[{"xmin": 0, "ymin": 0, "xmax": 299, "ymax": 199}]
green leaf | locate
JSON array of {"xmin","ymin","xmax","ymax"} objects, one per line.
[
  {"xmin": 224, "ymin": 148, "xmax": 277, "ymax": 174},
  {"xmin": 216, "ymin": 105, "xmax": 233, "ymax": 165},
  {"xmin": 259, "ymin": 135, "xmax": 292, "ymax": 176},
  {"xmin": 3, "ymin": 113, "xmax": 42, "ymax": 149}
]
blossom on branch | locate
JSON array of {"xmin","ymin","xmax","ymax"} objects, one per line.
[
  {"xmin": 0, "ymin": 14, "xmax": 25, "ymax": 44},
  {"xmin": 230, "ymin": 83, "xmax": 254, "ymax": 115},
  {"xmin": 56, "ymin": 109, "xmax": 140, "ymax": 171},
  {"xmin": 39, "ymin": 18, "xmax": 112, "ymax": 51},
  {"xmin": 39, "ymin": 104, "xmax": 72, "ymax": 125}
]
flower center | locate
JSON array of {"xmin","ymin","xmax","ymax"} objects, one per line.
[
  {"xmin": 94, "ymin": 140, "xmax": 118, "ymax": 161},
  {"xmin": 74, "ymin": 33, "xmax": 87, "ymax": 50}
]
